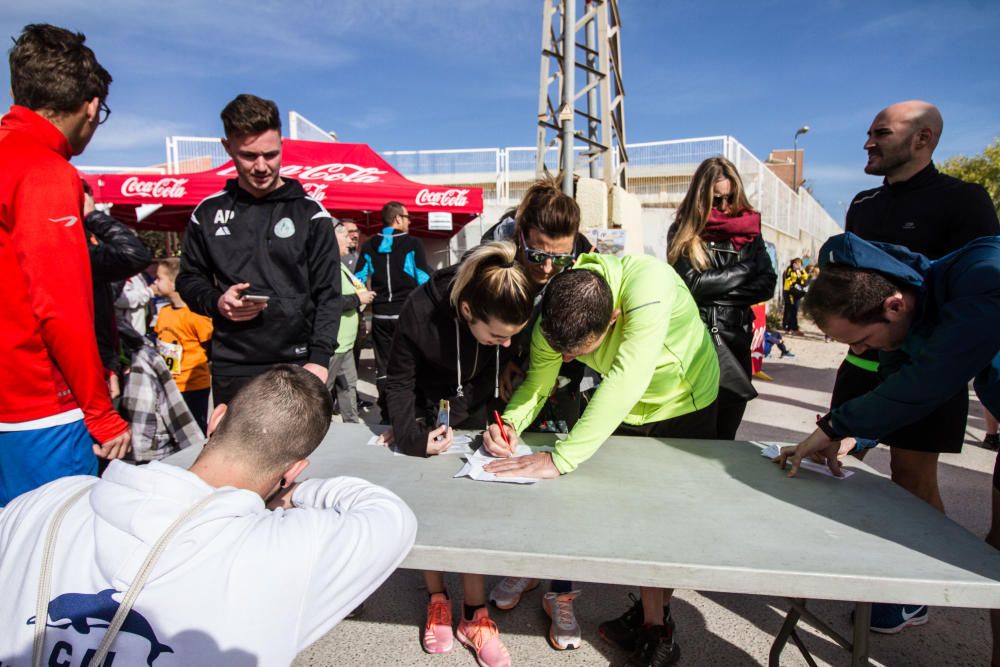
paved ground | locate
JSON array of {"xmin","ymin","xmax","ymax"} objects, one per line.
[{"xmin": 294, "ymin": 325, "xmax": 998, "ymax": 666}]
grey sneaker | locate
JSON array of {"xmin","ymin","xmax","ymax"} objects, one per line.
[
  {"xmin": 542, "ymin": 590, "xmax": 581, "ymax": 650},
  {"xmin": 489, "ymin": 577, "xmax": 538, "ymax": 610}
]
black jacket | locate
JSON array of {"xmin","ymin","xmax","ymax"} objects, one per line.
[
  {"xmin": 670, "ymin": 232, "xmax": 776, "ymax": 372},
  {"xmin": 355, "ymin": 227, "xmax": 431, "ymax": 317},
  {"xmin": 86, "ymin": 210, "xmax": 152, "ymax": 371},
  {"xmin": 385, "ymin": 266, "xmax": 517, "ymax": 457},
  {"xmin": 177, "ymin": 178, "xmax": 341, "ymax": 376},
  {"xmin": 846, "ymin": 162, "xmax": 999, "ymax": 260}
]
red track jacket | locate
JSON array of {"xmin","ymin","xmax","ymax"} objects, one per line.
[{"xmin": 0, "ymin": 105, "xmax": 127, "ymax": 442}]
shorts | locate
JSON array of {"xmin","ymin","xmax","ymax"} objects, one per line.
[
  {"xmin": 831, "ymin": 357, "xmax": 967, "ymax": 454},
  {"xmin": 0, "ymin": 419, "xmax": 97, "ymax": 506}
]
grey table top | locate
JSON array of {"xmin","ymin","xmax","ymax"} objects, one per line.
[{"xmin": 164, "ymin": 422, "xmax": 1000, "ymax": 608}]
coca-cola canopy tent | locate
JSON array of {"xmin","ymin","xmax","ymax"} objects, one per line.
[{"xmin": 81, "ymin": 139, "xmax": 483, "ymax": 238}]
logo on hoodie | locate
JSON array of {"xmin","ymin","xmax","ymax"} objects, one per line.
[
  {"xmin": 27, "ymin": 589, "xmax": 174, "ymax": 665},
  {"xmin": 274, "ymin": 217, "xmax": 295, "ymax": 239}
]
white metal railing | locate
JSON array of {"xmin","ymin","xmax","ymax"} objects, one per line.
[
  {"xmin": 76, "ymin": 165, "xmax": 166, "ymax": 174},
  {"xmin": 164, "ymin": 136, "xmax": 228, "ymax": 175},
  {"xmin": 92, "ymin": 132, "xmax": 840, "ymax": 246}
]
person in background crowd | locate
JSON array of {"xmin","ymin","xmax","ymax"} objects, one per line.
[
  {"xmin": 355, "ymin": 200, "xmax": 431, "ymax": 423},
  {"xmin": 776, "ymin": 232, "xmax": 1000, "ymax": 660},
  {"xmin": 0, "ymin": 365, "xmax": 417, "ymax": 666},
  {"xmin": 0, "ymin": 23, "xmax": 130, "ymax": 506},
  {"xmin": 340, "ymin": 218, "xmax": 361, "ymax": 271},
  {"xmin": 383, "ymin": 242, "xmax": 533, "ymax": 667},
  {"xmin": 824, "ymin": 100, "xmax": 999, "ymax": 633},
  {"xmin": 668, "ymin": 157, "xmax": 777, "ymax": 439},
  {"xmin": 328, "ymin": 220, "xmax": 375, "ymax": 423},
  {"xmin": 153, "ymin": 258, "xmax": 214, "ymax": 434},
  {"xmin": 481, "ymin": 178, "xmax": 595, "ymax": 650},
  {"xmin": 781, "ymin": 258, "xmax": 808, "ymax": 334},
  {"xmin": 763, "ymin": 330, "xmax": 794, "ymax": 358},
  {"xmin": 115, "ymin": 270, "xmax": 152, "ymax": 335},
  {"xmin": 177, "ymin": 93, "xmax": 341, "ymax": 405},
  {"xmin": 82, "ymin": 181, "xmax": 153, "ymax": 400},
  {"xmin": 483, "ymin": 255, "xmax": 720, "ymax": 667}
]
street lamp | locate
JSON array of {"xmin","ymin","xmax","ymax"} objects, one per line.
[{"xmin": 793, "ymin": 125, "xmax": 810, "ymax": 193}]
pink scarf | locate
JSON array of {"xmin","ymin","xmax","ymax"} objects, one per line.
[{"xmin": 703, "ymin": 209, "xmax": 761, "ymax": 249}]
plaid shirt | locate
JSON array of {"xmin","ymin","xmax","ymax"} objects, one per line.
[{"xmin": 120, "ymin": 340, "xmax": 205, "ymax": 462}]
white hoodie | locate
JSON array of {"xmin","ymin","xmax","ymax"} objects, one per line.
[{"xmin": 0, "ymin": 460, "xmax": 417, "ymax": 666}]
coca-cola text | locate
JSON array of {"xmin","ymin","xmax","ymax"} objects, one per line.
[
  {"xmin": 121, "ymin": 177, "xmax": 189, "ymax": 199},
  {"xmin": 415, "ymin": 188, "xmax": 470, "ymax": 208}
]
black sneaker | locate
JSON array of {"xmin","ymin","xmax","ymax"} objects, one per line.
[
  {"xmin": 984, "ymin": 433, "xmax": 1000, "ymax": 451},
  {"xmin": 599, "ymin": 593, "xmax": 643, "ymax": 651},
  {"xmin": 599, "ymin": 594, "xmax": 676, "ymax": 653},
  {"xmin": 624, "ymin": 624, "xmax": 680, "ymax": 667}
]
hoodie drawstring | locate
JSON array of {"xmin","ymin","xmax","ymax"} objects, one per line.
[
  {"xmin": 454, "ymin": 319, "xmax": 464, "ymax": 398},
  {"xmin": 454, "ymin": 319, "xmax": 501, "ymax": 400}
]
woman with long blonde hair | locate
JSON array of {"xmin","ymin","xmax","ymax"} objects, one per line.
[{"xmin": 668, "ymin": 157, "xmax": 777, "ymax": 438}]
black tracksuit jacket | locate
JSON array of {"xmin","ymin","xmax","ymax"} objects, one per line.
[
  {"xmin": 177, "ymin": 178, "xmax": 341, "ymax": 376},
  {"xmin": 385, "ymin": 266, "xmax": 518, "ymax": 457}
]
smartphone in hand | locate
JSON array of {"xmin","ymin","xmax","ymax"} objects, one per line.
[
  {"xmin": 242, "ymin": 294, "xmax": 270, "ymax": 304},
  {"xmin": 436, "ymin": 399, "xmax": 450, "ymax": 429}
]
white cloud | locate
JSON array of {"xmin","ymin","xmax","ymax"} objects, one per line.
[{"xmin": 86, "ymin": 113, "xmax": 194, "ymax": 152}]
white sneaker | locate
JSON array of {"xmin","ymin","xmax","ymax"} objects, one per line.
[
  {"xmin": 489, "ymin": 577, "xmax": 538, "ymax": 610},
  {"xmin": 543, "ymin": 590, "xmax": 582, "ymax": 650}
]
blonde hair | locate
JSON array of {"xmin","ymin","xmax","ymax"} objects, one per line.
[
  {"xmin": 668, "ymin": 157, "xmax": 755, "ymax": 271},
  {"xmin": 450, "ymin": 241, "xmax": 533, "ymax": 326}
]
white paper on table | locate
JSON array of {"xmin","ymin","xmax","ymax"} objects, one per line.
[
  {"xmin": 758, "ymin": 442, "xmax": 854, "ymax": 480},
  {"xmin": 366, "ymin": 435, "xmax": 385, "ymax": 446},
  {"xmin": 454, "ymin": 444, "xmax": 538, "ymax": 484},
  {"xmin": 392, "ymin": 434, "xmax": 474, "ymax": 457}
]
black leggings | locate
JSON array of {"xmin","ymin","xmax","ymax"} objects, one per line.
[{"xmin": 614, "ymin": 400, "xmax": 718, "ymax": 440}]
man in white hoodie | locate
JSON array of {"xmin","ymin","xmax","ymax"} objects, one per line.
[{"xmin": 0, "ymin": 364, "xmax": 417, "ymax": 666}]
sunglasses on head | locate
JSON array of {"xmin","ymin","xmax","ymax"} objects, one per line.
[
  {"xmin": 712, "ymin": 194, "xmax": 733, "ymax": 207},
  {"xmin": 519, "ymin": 231, "xmax": 575, "ymax": 267}
]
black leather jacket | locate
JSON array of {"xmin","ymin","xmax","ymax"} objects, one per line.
[
  {"xmin": 670, "ymin": 234, "xmax": 777, "ymax": 371},
  {"xmin": 86, "ymin": 210, "xmax": 153, "ymax": 371}
]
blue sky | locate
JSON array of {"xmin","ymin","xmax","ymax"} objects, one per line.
[{"xmin": 2, "ymin": 1, "xmax": 998, "ymax": 223}]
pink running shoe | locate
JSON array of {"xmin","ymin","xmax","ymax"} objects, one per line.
[
  {"xmin": 422, "ymin": 593, "xmax": 454, "ymax": 654},
  {"xmin": 456, "ymin": 607, "xmax": 511, "ymax": 667}
]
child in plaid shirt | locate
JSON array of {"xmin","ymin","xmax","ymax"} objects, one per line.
[{"xmin": 153, "ymin": 258, "xmax": 213, "ymax": 433}]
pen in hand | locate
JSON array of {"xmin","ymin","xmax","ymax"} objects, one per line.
[{"xmin": 492, "ymin": 410, "xmax": 515, "ymax": 457}]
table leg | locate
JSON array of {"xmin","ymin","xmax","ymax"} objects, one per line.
[
  {"xmin": 851, "ymin": 602, "xmax": 871, "ymax": 667},
  {"xmin": 769, "ymin": 599, "xmax": 803, "ymax": 667}
]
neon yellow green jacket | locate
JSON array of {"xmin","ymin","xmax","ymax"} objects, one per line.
[{"xmin": 503, "ymin": 253, "xmax": 719, "ymax": 473}]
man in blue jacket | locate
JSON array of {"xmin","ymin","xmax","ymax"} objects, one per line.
[
  {"xmin": 776, "ymin": 232, "xmax": 1000, "ymax": 660},
  {"xmin": 355, "ymin": 201, "xmax": 431, "ymax": 423}
]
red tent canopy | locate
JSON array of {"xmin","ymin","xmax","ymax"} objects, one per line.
[{"xmin": 82, "ymin": 139, "xmax": 483, "ymax": 238}]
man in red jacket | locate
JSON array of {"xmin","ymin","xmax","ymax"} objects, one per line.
[{"xmin": 0, "ymin": 24, "xmax": 130, "ymax": 506}]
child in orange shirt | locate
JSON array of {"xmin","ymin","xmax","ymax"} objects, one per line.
[{"xmin": 153, "ymin": 257, "xmax": 213, "ymax": 433}]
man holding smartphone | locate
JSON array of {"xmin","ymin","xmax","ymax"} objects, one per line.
[{"xmin": 177, "ymin": 94, "xmax": 341, "ymax": 406}]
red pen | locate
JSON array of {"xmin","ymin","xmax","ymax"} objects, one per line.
[{"xmin": 492, "ymin": 410, "xmax": 514, "ymax": 456}]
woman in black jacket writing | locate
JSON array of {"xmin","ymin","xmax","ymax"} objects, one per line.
[
  {"xmin": 668, "ymin": 157, "xmax": 777, "ymax": 439},
  {"xmin": 381, "ymin": 240, "xmax": 533, "ymax": 662}
]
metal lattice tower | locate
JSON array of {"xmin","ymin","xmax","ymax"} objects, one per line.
[{"xmin": 536, "ymin": 0, "xmax": 627, "ymax": 194}]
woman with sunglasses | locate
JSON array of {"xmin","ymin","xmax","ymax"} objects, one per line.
[
  {"xmin": 381, "ymin": 241, "xmax": 532, "ymax": 667},
  {"xmin": 481, "ymin": 178, "xmax": 593, "ymax": 290},
  {"xmin": 668, "ymin": 157, "xmax": 777, "ymax": 439}
]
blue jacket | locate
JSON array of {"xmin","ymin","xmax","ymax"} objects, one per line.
[
  {"xmin": 817, "ymin": 232, "xmax": 1000, "ymax": 440},
  {"xmin": 354, "ymin": 227, "xmax": 430, "ymax": 317}
]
